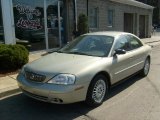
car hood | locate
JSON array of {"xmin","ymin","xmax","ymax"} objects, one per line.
[{"xmin": 24, "ymin": 52, "xmax": 102, "ymax": 80}]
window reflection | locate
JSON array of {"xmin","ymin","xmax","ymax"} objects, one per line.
[{"xmin": 13, "ymin": 0, "xmax": 45, "ymax": 51}]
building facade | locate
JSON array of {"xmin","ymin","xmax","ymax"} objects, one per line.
[
  {"xmin": 0, "ymin": 0, "xmax": 153, "ymax": 52},
  {"xmin": 136, "ymin": 0, "xmax": 160, "ymax": 24}
]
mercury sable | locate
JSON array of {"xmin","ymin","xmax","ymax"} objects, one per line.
[{"xmin": 17, "ymin": 32, "xmax": 151, "ymax": 106}]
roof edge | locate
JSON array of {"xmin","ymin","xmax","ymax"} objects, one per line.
[{"xmin": 110, "ymin": 0, "xmax": 154, "ymax": 10}]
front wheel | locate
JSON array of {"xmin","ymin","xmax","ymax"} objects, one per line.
[
  {"xmin": 85, "ymin": 75, "xmax": 108, "ymax": 107},
  {"xmin": 140, "ymin": 58, "xmax": 150, "ymax": 77}
]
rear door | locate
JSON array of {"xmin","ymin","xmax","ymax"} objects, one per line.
[{"xmin": 127, "ymin": 35, "xmax": 145, "ymax": 74}]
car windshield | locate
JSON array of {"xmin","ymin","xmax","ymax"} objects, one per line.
[{"xmin": 58, "ymin": 35, "xmax": 114, "ymax": 57}]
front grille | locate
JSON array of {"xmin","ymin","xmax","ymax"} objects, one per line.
[{"xmin": 25, "ymin": 71, "xmax": 46, "ymax": 82}]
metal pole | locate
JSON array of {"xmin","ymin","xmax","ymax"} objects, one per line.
[
  {"xmin": 87, "ymin": 0, "xmax": 89, "ymax": 32},
  {"xmin": 44, "ymin": 0, "xmax": 49, "ymax": 50},
  {"xmin": 87, "ymin": 0, "xmax": 89, "ymax": 16},
  {"xmin": 75, "ymin": 0, "xmax": 77, "ymax": 31},
  {"xmin": 58, "ymin": 1, "xmax": 62, "ymax": 47},
  {"xmin": 73, "ymin": 0, "xmax": 77, "ymax": 32}
]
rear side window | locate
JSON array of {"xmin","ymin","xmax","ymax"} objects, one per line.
[{"xmin": 127, "ymin": 35, "xmax": 143, "ymax": 50}]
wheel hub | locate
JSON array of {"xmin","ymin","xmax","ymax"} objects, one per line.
[
  {"xmin": 144, "ymin": 60, "xmax": 150, "ymax": 75},
  {"xmin": 92, "ymin": 80, "xmax": 106, "ymax": 103}
]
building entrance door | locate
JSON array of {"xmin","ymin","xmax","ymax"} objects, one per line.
[
  {"xmin": 139, "ymin": 15, "xmax": 146, "ymax": 38},
  {"xmin": 124, "ymin": 13, "xmax": 134, "ymax": 34},
  {"xmin": 46, "ymin": 0, "xmax": 64, "ymax": 49}
]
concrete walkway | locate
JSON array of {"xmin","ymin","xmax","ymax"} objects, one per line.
[
  {"xmin": 0, "ymin": 37, "xmax": 160, "ymax": 98},
  {"xmin": 0, "ymin": 52, "xmax": 45, "ymax": 98},
  {"xmin": 141, "ymin": 36, "xmax": 160, "ymax": 46}
]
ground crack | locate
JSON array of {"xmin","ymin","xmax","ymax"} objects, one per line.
[{"xmin": 145, "ymin": 77, "xmax": 160, "ymax": 98}]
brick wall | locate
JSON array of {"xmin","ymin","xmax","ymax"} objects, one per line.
[
  {"xmin": 67, "ymin": 0, "xmax": 153, "ymax": 40},
  {"xmin": 108, "ymin": 1, "xmax": 153, "ymax": 37}
]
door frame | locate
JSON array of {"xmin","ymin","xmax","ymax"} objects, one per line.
[{"xmin": 44, "ymin": 0, "xmax": 62, "ymax": 51}]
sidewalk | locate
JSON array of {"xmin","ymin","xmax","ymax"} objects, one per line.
[
  {"xmin": 141, "ymin": 36, "xmax": 160, "ymax": 46},
  {"xmin": 0, "ymin": 52, "xmax": 45, "ymax": 98},
  {"xmin": 0, "ymin": 37, "xmax": 160, "ymax": 98}
]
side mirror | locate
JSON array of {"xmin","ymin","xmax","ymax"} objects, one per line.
[{"xmin": 114, "ymin": 49, "xmax": 126, "ymax": 56}]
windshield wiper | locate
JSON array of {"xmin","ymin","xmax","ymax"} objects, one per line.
[
  {"xmin": 68, "ymin": 51, "xmax": 94, "ymax": 56},
  {"xmin": 56, "ymin": 51, "xmax": 63, "ymax": 53},
  {"xmin": 56, "ymin": 51, "xmax": 70, "ymax": 54},
  {"xmin": 70, "ymin": 51, "xmax": 86, "ymax": 55},
  {"xmin": 57, "ymin": 51, "xmax": 94, "ymax": 56}
]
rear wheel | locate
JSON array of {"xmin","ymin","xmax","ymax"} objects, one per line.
[
  {"xmin": 85, "ymin": 75, "xmax": 109, "ymax": 107},
  {"xmin": 140, "ymin": 58, "xmax": 150, "ymax": 77}
]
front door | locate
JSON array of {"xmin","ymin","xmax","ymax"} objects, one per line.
[
  {"xmin": 46, "ymin": 0, "xmax": 64, "ymax": 49},
  {"xmin": 111, "ymin": 35, "xmax": 132, "ymax": 84}
]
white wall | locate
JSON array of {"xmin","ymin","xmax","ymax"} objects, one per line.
[{"xmin": 1, "ymin": 0, "xmax": 15, "ymax": 44}]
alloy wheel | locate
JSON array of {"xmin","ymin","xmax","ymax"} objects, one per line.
[
  {"xmin": 144, "ymin": 59, "xmax": 150, "ymax": 75},
  {"xmin": 92, "ymin": 79, "xmax": 106, "ymax": 103}
]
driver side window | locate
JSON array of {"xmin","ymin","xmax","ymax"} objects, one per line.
[{"xmin": 114, "ymin": 35, "xmax": 130, "ymax": 51}]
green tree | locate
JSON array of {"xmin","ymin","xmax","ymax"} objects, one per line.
[
  {"xmin": 77, "ymin": 14, "xmax": 88, "ymax": 36},
  {"xmin": 136, "ymin": 0, "xmax": 159, "ymax": 24},
  {"xmin": 147, "ymin": 0, "xmax": 159, "ymax": 24}
]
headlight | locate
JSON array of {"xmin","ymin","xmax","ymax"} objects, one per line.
[{"xmin": 48, "ymin": 74, "xmax": 76, "ymax": 85}]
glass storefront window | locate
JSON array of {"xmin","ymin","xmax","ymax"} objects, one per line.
[
  {"xmin": 46, "ymin": 0, "xmax": 64, "ymax": 49},
  {"xmin": 13, "ymin": 0, "xmax": 65, "ymax": 51},
  {"xmin": 13, "ymin": 0, "xmax": 46, "ymax": 51},
  {"xmin": 0, "ymin": 1, "xmax": 4, "ymax": 44}
]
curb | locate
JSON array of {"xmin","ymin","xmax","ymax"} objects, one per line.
[
  {"xmin": 144, "ymin": 40, "xmax": 160, "ymax": 44},
  {"xmin": 145, "ymin": 41, "xmax": 160, "ymax": 48},
  {"xmin": 0, "ymin": 86, "xmax": 21, "ymax": 98}
]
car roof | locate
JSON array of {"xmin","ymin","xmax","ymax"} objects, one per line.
[{"xmin": 84, "ymin": 31, "xmax": 132, "ymax": 37}]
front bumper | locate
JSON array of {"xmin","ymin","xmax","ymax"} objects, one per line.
[{"xmin": 17, "ymin": 73, "xmax": 89, "ymax": 104}]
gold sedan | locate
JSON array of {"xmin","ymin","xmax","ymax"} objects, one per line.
[{"xmin": 17, "ymin": 32, "xmax": 151, "ymax": 106}]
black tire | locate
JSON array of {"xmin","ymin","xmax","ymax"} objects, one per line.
[
  {"xmin": 85, "ymin": 74, "xmax": 109, "ymax": 107},
  {"xmin": 140, "ymin": 58, "xmax": 150, "ymax": 77}
]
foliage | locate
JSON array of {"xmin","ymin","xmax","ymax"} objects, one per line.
[
  {"xmin": 0, "ymin": 44, "xmax": 29, "ymax": 70},
  {"xmin": 77, "ymin": 13, "xmax": 88, "ymax": 36},
  {"xmin": 137, "ymin": 0, "xmax": 160, "ymax": 24},
  {"xmin": 148, "ymin": 0, "xmax": 159, "ymax": 24}
]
